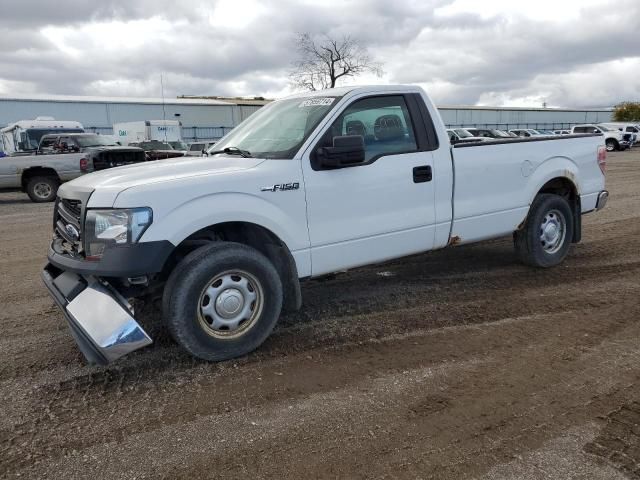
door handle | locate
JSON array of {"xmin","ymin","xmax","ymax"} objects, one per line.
[{"xmin": 413, "ymin": 165, "xmax": 432, "ymax": 183}]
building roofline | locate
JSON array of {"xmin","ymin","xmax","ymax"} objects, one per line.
[
  {"xmin": 437, "ymin": 104, "xmax": 613, "ymax": 112},
  {"xmin": 0, "ymin": 93, "xmax": 238, "ymax": 107}
]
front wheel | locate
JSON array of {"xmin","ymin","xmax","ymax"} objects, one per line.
[
  {"xmin": 514, "ymin": 193, "xmax": 574, "ymax": 268},
  {"xmin": 26, "ymin": 176, "xmax": 59, "ymax": 202},
  {"xmin": 163, "ymin": 242, "xmax": 283, "ymax": 361},
  {"xmin": 605, "ymin": 139, "xmax": 617, "ymax": 152}
]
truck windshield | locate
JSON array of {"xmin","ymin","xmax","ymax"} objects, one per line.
[
  {"xmin": 75, "ymin": 135, "xmax": 118, "ymax": 147},
  {"xmin": 168, "ymin": 141, "xmax": 188, "ymax": 151},
  {"xmin": 208, "ymin": 96, "xmax": 341, "ymax": 159},
  {"xmin": 491, "ymin": 130, "xmax": 511, "ymax": 137}
]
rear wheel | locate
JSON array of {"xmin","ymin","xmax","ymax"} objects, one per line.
[
  {"xmin": 26, "ymin": 176, "xmax": 58, "ymax": 202},
  {"xmin": 163, "ymin": 242, "xmax": 283, "ymax": 361},
  {"xmin": 514, "ymin": 193, "xmax": 574, "ymax": 268}
]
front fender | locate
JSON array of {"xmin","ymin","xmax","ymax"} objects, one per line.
[{"xmin": 139, "ymin": 191, "xmax": 309, "ymax": 251}]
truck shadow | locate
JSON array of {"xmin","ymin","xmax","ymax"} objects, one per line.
[{"xmin": 0, "ymin": 192, "xmax": 32, "ymax": 205}]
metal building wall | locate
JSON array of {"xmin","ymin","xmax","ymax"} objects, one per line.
[{"xmin": 0, "ymin": 98, "xmax": 260, "ymax": 133}]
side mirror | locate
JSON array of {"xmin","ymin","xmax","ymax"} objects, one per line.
[
  {"xmin": 316, "ymin": 135, "xmax": 365, "ymax": 169},
  {"xmin": 17, "ymin": 141, "xmax": 26, "ymax": 151}
]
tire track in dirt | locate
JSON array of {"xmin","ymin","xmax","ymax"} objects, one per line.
[{"xmin": 1, "ymin": 151, "xmax": 639, "ymax": 479}]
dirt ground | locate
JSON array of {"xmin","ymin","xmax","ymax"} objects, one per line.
[{"xmin": 1, "ymin": 148, "xmax": 639, "ymax": 479}]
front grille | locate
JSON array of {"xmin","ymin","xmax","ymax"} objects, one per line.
[
  {"xmin": 93, "ymin": 150, "xmax": 146, "ymax": 170},
  {"xmin": 623, "ymin": 133, "xmax": 632, "ymax": 142},
  {"xmin": 54, "ymin": 198, "xmax": 83, "ymax": 256},
  {"xmin": 61, "ymin": 198, "xmax": 81, "ymax": 218}
]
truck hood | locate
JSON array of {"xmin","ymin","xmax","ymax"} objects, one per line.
[{"xmin": 58, "ymin": 155, "xmax": 265, "ymax": 202}]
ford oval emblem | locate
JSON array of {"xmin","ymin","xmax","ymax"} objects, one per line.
[{"xmin": 65, "ymin": 224, "xmax": 80, "ymax": 241}]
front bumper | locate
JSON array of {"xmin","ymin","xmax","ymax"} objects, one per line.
[
  {"xmin": 42, "ymin": 264, "xmax": 152, "ymax": 365},
  {"xmin": 48, "ymin": 239, "xmax": 174, "ymax": 277}
]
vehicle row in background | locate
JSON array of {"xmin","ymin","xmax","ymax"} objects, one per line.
[
  {"xmin": 445, "ymin": 123, "xmax": 638, "ymax": 151},
  {"xmin": 0, "ymin": 116, "xmax": 223, "ymax": 201},
  {"xmin": 0, "ymin": 132, "xmax": 146, "ymax": 201}
]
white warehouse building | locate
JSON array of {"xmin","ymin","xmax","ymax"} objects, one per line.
[
  {"xmin": 0, "ymin": 94, "xmax": 267, "ymax": 142},
  {"xmin": 0, "ymin": 93, "xmax": 613, "ymax": 142}
]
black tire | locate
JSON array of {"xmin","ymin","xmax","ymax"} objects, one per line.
[
  {"xmin": 605, "ymin": 139, "xmax": 617, "ymax": 152},
  {"xmin": 163, "ymin": 241, "xmax": 283, "ymax": 361},
  {"xmin": 26, "ymin": 176, "xmax": 59, "ymax": 202},
  {"xmin": 514, "ymin": 193, "xmax": 574, "ymax": 268}
]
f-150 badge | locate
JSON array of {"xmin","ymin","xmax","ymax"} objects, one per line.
[{"xmin": 261, "ymin": 182, "xmax": 300, "ymax": 192}]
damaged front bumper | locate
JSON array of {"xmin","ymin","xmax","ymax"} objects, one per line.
[{"xmin": 42, "ymin": 264, "xmax": 152, "ymax": 365}]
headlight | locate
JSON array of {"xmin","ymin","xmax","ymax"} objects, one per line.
[{"xmin": 84, "ymin": 208, "xmax": 153, "ymax": 259}]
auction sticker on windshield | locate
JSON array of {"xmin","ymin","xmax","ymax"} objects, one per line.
[{"xmin": 299, "ymin": 98, "xmax": 335, "ymax": 108}]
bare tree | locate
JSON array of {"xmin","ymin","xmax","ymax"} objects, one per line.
[{"xmin": 289, "ymin": 33, "xmax": 383, "ymax": 91}]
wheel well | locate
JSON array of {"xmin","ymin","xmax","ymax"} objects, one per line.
[
  {"xmin": 165, "ymin": 222, "xmax": 302, "ymax": 312},
  {"xmin": 537, "ymin": 177, "xmax": 581, "ymax": 243},
  {"xmin": 21, "ymin": 167, "xmax": 60, "ymax": 190}
]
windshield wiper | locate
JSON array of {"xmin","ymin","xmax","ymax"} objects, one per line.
[{"xmin": 205, "ymin": 147, "xmax": 252, "ymax": 158}]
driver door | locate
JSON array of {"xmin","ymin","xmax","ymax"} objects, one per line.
[{"xmin": 301, "ymin": 93, "xmax": 438, "ymax": 276}]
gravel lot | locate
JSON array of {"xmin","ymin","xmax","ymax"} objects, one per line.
[{"xmin": 1, "ymin": 149, "xmax": 639, "ymax": 479}]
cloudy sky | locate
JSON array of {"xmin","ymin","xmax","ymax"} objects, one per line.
[{"xmin": 1, "ymin": 0, "xmax": 638, "ymax": 107}]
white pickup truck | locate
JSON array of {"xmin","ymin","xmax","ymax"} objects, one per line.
[{"xmin": 42, "ymin": 85, "xmax": 608, "ymax": 365}]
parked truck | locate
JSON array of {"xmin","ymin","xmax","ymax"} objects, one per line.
[
  {"xmin": 113, "ymin": 120, "xmax": 184, "ymax": 149},
  {"xmin": 42, "ymin": 85, "xmax": 608, "ymax": 365},
  {"xmin": 571, "ymin": 124, "xmax": 631, "ymax": 151},
  {"xmin": 0, "ymin": 133, "xmax": 146, "ymax": 202},
  {"xmin": 1, "ymin": 117, "xmax": 84, "ymax": 155}
]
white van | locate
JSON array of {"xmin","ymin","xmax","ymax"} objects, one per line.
[{"xmin": 113, "ymin": 120, "xmax": 183, "ymax": 149}]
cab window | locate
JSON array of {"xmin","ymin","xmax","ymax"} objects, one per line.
[{"xmin": 320, "ymin": 95, "xmax": 418, "ymax": 162}]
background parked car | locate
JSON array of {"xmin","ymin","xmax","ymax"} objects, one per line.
[
  {"xmin": 553, "ymin": 130, "xmax": 571, "ymax": 135},
  {"xmin": 167, "ymin": 140, "xmax": 189, "ymax": 153},
  {"xmin": 131, "ymin": 140, "xmax": 186, "ymax": 160},
  {"xmin": 571, "ymin": 124, "xmax": 630, "ymax": 151},
  {"xmin": 446, "ymin": 129, "xmax": 486, "ymax": 144},
  {"xmin": 464, "ymin": 128, "xmax": 514, "ymax": 139},
  {"xmin": 509, "ymin": 129, "xmax": 546, "ymax": 138},
  {"xmin": 186, "ymin": 141, "xmax": 216, "ymax": 156},
  {"xmin": 599, "ymin": 123, "xmax": 639, "ymax": 146}
]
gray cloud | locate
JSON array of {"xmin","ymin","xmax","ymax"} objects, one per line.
[{"xmin": 0, "ymin": 0, "xmax": 638, "ymax": 107}]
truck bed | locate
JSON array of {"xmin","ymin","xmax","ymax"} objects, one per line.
[{"xmin": 450, "ymin": 133, "xmax": 604, "ymax": 244}]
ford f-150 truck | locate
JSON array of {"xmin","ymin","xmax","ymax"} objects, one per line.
[{"xmin": 42, "ymin": 85, "xmax": 608, "ymax": 365}]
